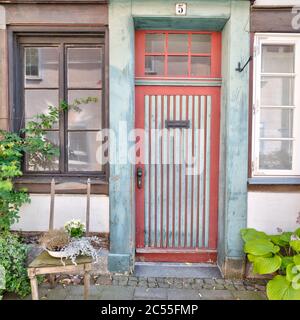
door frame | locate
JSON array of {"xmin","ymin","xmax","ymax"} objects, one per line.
[{"xmin": 134, "ymin": 85, "xmax": 220, "ymax": 263}]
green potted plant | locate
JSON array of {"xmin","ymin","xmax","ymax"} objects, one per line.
[{"xmin": 241, "ymin": 226, "xmax": 300, "ymax": 300}]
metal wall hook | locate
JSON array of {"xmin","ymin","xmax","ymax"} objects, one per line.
[{"xmin": 236, "ymin": 56, "xmax": 252, "ymax": 72}]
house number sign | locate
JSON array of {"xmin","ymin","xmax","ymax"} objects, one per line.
[{"xmin": 175, "ymin": 3, "xmax": 187, "ymax": 16}]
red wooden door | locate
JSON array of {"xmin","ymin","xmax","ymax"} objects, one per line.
[
  {"xmin": 135, "ymin": 86, "xmax": 220, "ymax": 263},
  {"xmin": 135, "ymin": 30, "xmax": 221, "ymax": 263}
]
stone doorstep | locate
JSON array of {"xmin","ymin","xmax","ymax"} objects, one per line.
[{"xmin": 6, "ymin": 285, "xmax": 267, "ymax": 300}]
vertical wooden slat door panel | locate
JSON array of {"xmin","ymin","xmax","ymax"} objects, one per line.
[{"xmin": 135, "ymin": 86, "xmax": 220, "ymax": 263}]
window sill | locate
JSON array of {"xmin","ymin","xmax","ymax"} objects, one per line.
[
  {"xmin": 248, "ymin": 177, "xmax": 300, "ymax": 185},
  {"xmin": 14, "ymin": 176, "xmax": 109, "ymax": 195}
]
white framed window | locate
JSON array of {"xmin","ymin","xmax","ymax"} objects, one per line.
[{"xmin": 252, "ymin": 34, "xmax": 300, "ymax": 177}]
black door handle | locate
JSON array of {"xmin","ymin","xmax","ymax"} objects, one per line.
[{"xmin": 137, "ymin": 167, "xmax": 143, "ymax": 189}]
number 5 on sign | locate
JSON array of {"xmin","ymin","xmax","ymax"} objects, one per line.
[{"xmin": 175, "ymin": 3, "xmax": 187, "ymax": 16}]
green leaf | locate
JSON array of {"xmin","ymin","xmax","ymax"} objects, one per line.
[
  {"xmin": 241, "ymin": 228, "xmax": 269, "ymax": 242},
  {"xmin": 295, "ymin": 228, "xmax": 300, "ymax": 238},
  {"xmin": 271, "ymin": 232, "xmax": 293, "ymax": 246},
  {"xmin": 290, "ymin": 240, "xmax": 300, "ymax": 253},
  {"xmin": 281, "ymin": 256, "xmax": 294, "ymax": 270},
  {"xmin": 0, "ymin": 180, "xmax": 13, "ymax": 192},
  {"xmin": 244, "ymin": 239, "xmax": 280, "ymax": 256},
  {"xmin": 293, "ymin": 255, "xmax": 300, "ymax": 271},
  {"xmin": 252, "ymin": 255, "xmax": 281, "ymax": 275},
  {"xmin": 267, "ymin": 275, "xmax": 300, "ymax": 300},
  {"xmin": 286, "ymin": 264, "xmax": 297, "ymax": 282}
]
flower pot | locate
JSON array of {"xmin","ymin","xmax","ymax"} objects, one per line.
[{"xmin": 46, "ymin": 249, "xmax": 68, "ymax": 259}]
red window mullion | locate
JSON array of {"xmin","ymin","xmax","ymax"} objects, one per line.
[
  {"xmin": 188, "ymin": 33, "xmax": 192, "ymax": 77},
  {"xmin": 165, "ymin": 32, "xmax": 168, "ymax": 77},
  {"xmin": 136, "ymin": 30, "xmax": 221, "ymax": 78}
]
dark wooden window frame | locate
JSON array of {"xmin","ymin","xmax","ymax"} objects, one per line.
[{"xmin": 8, "ymin": 26, "xmax": 109, "ymax": 194}]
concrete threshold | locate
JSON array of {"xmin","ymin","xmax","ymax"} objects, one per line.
[{"xmin": 134, "ymin": 262, "xmax": 222, "ymax": 279}]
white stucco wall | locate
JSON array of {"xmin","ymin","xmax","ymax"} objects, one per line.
[
  {"xmin": 247, "ymin": 192, "xmax": 300, "ymax": 234},
  {"xmin": 11, "ymin": 194, "xmax": 109, "ymax": 233},
  {"xmin": 254, "ymin": 0, "xmax": 300, "ymax": 5}
]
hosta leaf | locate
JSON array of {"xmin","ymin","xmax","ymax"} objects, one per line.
[
  {"xmin": 241, "ymin": 228, "xmax": 269, "ymax": 242},
  {"xmin": 244, "ymin": 239, "xmax": 280, "ymax": 256},
  {"xmin": 293, "ymin": 255, "xmax": 300, "ymax": 271},
  {"xmin": 281, "ymin": 256, "xmax": 294, "ymax": 270},
  {"xmin": 267, "ymin": 275, "xmax": 300, "ymax": 300},
  {"xmin": 290, "ymin": 240, "xmax": 300, "ymax": 253},
  {"xmin": 247, "ymin": 254, "xmax": 256, "ymax": 262},
  {"xmin": 252, "ymin": 255, "xmax": 281, "ymax": 275},
  {"xmin": 286, "ymin": 264, "xmax": 297, "ymax": 282}
]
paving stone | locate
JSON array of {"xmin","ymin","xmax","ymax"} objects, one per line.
[
  {"xmin": 134, "ymin": 287, "xmax": 167, "ymax": 300},
  {"xmin": 254, "ymin": 284, "xmax": 266, "ymax": 291},
  {"xmin": 204, "ymin": 279, "xmax": 216, "ymax": 285},
  {"xmin": 46, "ymin": 287, "xmax": 69, "ymax": 300},
  {"xmin": 192, "ymin": 283, "xmax": 203, "ymax": 290},
  {"xmin": 202, "ymin": 284, "xmax": 213, "ymax": 290},
  {"xmin": 245, "ymin": 285, "xmax": 256, "ymax": 291},
  {"xmin": 165, "ymin": 278, "xmax": 174, "ymax": 285},
  {"xmin": 212, "ymin": 284, "xmax": 225, "ymax": 290},
  {"xmin": 119, "ymin": 279, "xmax": 129, "ymax": 286},
  {"xmin": 158, "ymin": 282, "xmax": 170, "ymax": 288},
  {"xmin": 128, "ymin": 280, "xmax": 138, "ymax": 286},
  {"xmin": 112, "ymin": 280, "xmax": 119, "ymax": 286},
  {"xmin": 233, "ymin": 285, "xmax": 246, "ymax": 291},
  {"xmin": 167, "ymin": 289, "xmax": 201, "ymax": 300},
  {"xmin": 195, "ymin": 279, "xmax": 204, "ymax": 285},
  {"xmin": 137, "ymin": 281, "xmax": 148, "ymax": 287},
  {"xmin": 224, "ymin": 284, "xmax": 236, "ymax": 291},
  {"xmin": 147, "ymin": 277, "xmax": 157, "ymax": 283},
  {"xmin": 183, "ymin": 282, "xmax": 192, "ymax": 289},
  {"xmin": 100, "ymin": 286, "xmax": 134, "ymax": 300},
  {"xmin": 231, "ymin": 291, "xmax": 267, "ymax": 300},
  {"xmin": 137, "ymin": 277, "xmax": 147, "ymax": 282},
  {"xmin": 96, "ymin": 275, "xmax": 112, "ymax": 286},
  {"xmin": 198, "ymin": 289, "xmax": 234, "ymax": 300},
  {"xmin": 174, "ymin": 280, "xmax": 183, "ymax": 289},
  {"xmin": 148, "ymin": 282, "xmax": 158, "ymax": 288},
  {"xmin": 215, "ymin": 279, "xmax": 226, "ymax": 285}
]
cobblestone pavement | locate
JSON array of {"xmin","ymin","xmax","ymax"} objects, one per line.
[{"xmin": 4, "ymin": 275, "xmax": 267, "ymax": 300}]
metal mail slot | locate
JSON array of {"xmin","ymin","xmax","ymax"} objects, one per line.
[{"xmin": 165, "ymin": 120, "xmax": 190, "ymax": 129}]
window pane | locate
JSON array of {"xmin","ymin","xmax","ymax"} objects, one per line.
[
  {"xmin": 26, "ymin": 131, "xmax": 59, "ymax": 171},
  {"xmin": 68, "ymin": 90, "xmax": 102, "ymax": 130},
  {"xmin": 168, "ymin": 56, "xmax": 188, "ymax": 76},
  {"xmin": 261, "ymin": 76, "xmax": 294, "ymax": 106},
  {"xmin": 259, "ymin": 140, "xmax": 293, "ymax": 170},
  {"xmin": 191, "ymin": 34, "xmax": 211, "ymax": 54},
  {"xmin": 260, "ymin": 108, "xmax": 293, "ymax": 138},
  {"xmin": 67, "ymin": 47, "xmax": 102, "ymax": 88},
  {"xmin": 262, "ymin": 45, "xmax": 294, "ymax": 73},
  {"xmin": 68, "ymin": 131, "xmax": 102, "ymax": 171},
  {"xmin": 25, "ymin": 89, "xmax": 59, "ymax": 128},
  {"xmin": 191, "ymin": 56, "xmax": 211, "ymax": 76},
  {"xmin": 146, "ymin": 34, "xmax": 165, "ymax": 53},
  {"xmin": 25, "ymin": 47, "xmax": 59, "ymax": 88},
  {"xmin": 145, "ymin": 56, "xmax": 164, "ymax": 76},
  {"xmin": 168, "ymin": 34, "xmax": 188, "ymax": 53}
]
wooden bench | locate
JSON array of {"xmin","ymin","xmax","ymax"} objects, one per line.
[{"xmin": 27, "ymin": 178, "xmax": 93, "ymax": 300}]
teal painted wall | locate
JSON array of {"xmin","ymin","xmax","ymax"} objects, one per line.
[
  {"xmin": 218, "ymin": 0, "xmax": 250, "ymax": 273},
  {"xmin": 108, "ymin": 0, "xmax": 250, "ymax": 273}
]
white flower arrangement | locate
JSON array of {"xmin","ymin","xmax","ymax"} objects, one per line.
[{"xmin": 64, "ymin": 219, "xmax": 86, "ymax": 238}]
